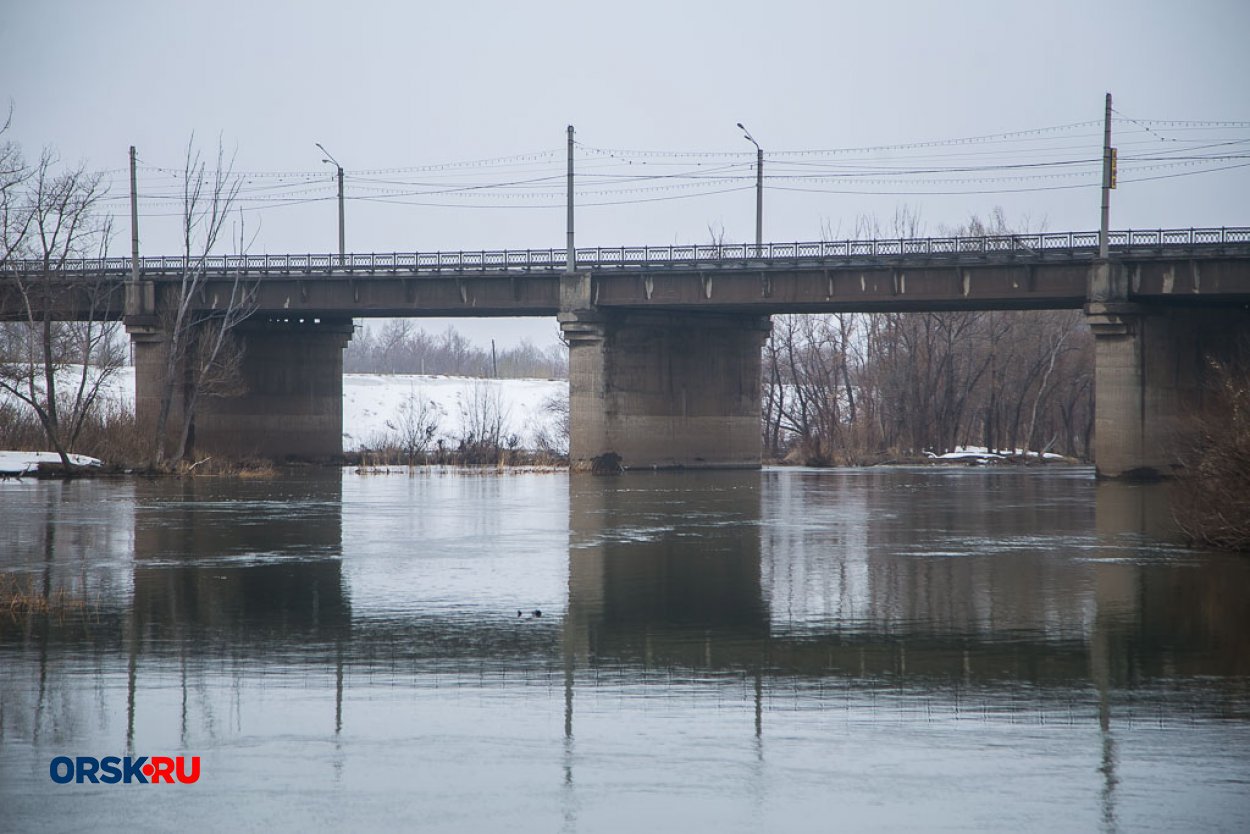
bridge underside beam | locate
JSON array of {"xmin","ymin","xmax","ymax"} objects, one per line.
[
  {"xmin": 590, "ymin": 262, "xmax": 1091, "ymax": 315},
  {"xmin": 561, "ymin": 310, "xmax": 770, "ymax": 471}
]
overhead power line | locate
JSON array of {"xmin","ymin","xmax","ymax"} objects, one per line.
[{"xmin": 97, "ymin": 113, "xmax": 1247, "ymax": 219}]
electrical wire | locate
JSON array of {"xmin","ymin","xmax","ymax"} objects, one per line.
[{"xmin": 81, "ymin": 113, "xmax": 1248, "ymax": 222}]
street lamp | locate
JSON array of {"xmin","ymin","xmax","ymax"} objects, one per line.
[
  {"xmin": 737, "ymin": 122, "xmax": 763, "ymax": 255},
  {"xmin": 316, "ymin": 142, "xmax": 345, "ymax": 266}
]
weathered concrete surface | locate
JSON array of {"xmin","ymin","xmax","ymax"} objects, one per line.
[
  {"xmin": 127, "ymin": 324, "xmax": 169, "ymax": 449},
  {"xmin": 130, "ymin": 316, "xmax": 352, "ymax": 461},
  {"xmin": 1088, "ymin": 305, "xmax": 1149, "ymax": 478},
  {"xmin": 592, "ymin": 261, "xmax": 1090, "ymax": 313},
  {"xmin": 11, "ymin": 246, "xmax": 1249, "ymax": 322},
  {"xmin": 1088, "ymin": 304, "xmax": 1250, "ymax": 479},
  {"xmin": 562, "ymin": 310, "xmax": 770, "ymax": 470},
  {"xmin": 196, "ymin": 317, "xmax": 353, "ymax": 459}
]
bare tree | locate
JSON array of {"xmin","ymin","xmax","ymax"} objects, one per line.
[
  {"xmin": 455, "ymin": 380, "xmax": 514, "ymax": 462},
  {"xmin": 531, "ymin": 390, "xmax": 570, "ymax": 457},
  {"xmin": 151, "ymin": 136, "xmax": 256, "ymax": 465},
  {"xmin": 0, "ymin": 111, "xmax": 30, "ymax": 264},
  {"xmin": 760, "ymin": 208, "xmax": 1096, "ymax": 463},
  {"xmin": 393, "ymin": 390, "xmax": 443, "ymax": 462},
  {"xmin": 0, "ymin": 137, "xmax": 123, "ymax": 470}
]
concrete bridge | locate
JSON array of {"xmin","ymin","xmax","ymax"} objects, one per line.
[{"xmin": 4, "ymin": 227, "xmax": 1250, "ymax": 476}]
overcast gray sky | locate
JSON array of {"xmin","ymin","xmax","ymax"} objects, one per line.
[{"xmin": 3, "ymin": 0, "xmax": 1248, "ymax": 346}]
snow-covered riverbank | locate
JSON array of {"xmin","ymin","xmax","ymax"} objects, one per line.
[
  {"xmin": 342, "ymin": 373, "xmax": 566, "ymax": 451},
  {"xmin": 0, "ymin": 451, "xmax": 102, "ymax": 476},
  {"xmin": 6, "ymin": 367, "xmax": 567, "ymax": 454}
]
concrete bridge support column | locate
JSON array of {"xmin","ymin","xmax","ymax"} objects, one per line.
[
  {"xmin": 1087, "ymin": 302, "xmax": 1249, "ymax": 479},
  {"xmin": 1087, "ymin": 304, "xmax": 1152, "ymax": 479},
  {"xmin": 559, "ymin": 309, "xmax": 770, "ymax": 470},
  {"xmin": 129, "ymin": 316, "xmax": 353, "ymax": 461}
]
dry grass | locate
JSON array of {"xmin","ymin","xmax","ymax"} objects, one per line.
[
  {"xmin": 75, "ymin": 400, "xmax": 148, "ymax": 465},
  {"xmin": 349, "ymin": 443, "xmax": 567, "ymax": 470},
  {"xmin": 0, "ymin": 398, "xmax": 146, "ymax": 470},
  {"xmin": 168, "ymin": 456, "xmax": 279, "ymax": 478},
  {"xmin": 0, "ymin": 574, "xmax": 94, "ymax": 622}
]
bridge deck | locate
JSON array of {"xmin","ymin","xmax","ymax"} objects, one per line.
[{"xmin": 2, "ymin": 227, "xmax": 1249, "ymax": 319}]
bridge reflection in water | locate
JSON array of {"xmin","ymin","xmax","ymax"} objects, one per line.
[
  {"xmin": 565, "ymin": 470, "xmax": 1249, "ymax": 702},
  {"xmin": 2, "ymin": 471, "xmax": 1247, "ymax": 724},
  {"xmin": 2, "ymin": 470, "xmax": 1248, "ymax": 830}
]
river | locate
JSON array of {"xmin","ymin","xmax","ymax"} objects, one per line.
[{"xmin": 1, "ymin": 467, "xmax": 1247, "ymax": 832}]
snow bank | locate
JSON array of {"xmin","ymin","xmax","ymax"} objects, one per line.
[
  {"xmin": 3, "ymin": 366, "xmax": 567, "ymax": 454},
  {"xmin": 0, "ymin": 450, "xmax": 102, "ymax": 475},
  {"xmin": 342, "ymin": 373, "xmax": 566, "ymax": 451},
  {"xmin": 925, "ymin": 446, "xmax": 1066, "ymax": 462}
]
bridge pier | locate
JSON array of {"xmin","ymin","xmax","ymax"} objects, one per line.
[
  {"xmin": 1087, "ymin": 303, "xmax": 1249, "ymax": 479},
  {"xmin": 560, "ymin": 308, "xmax": 770, "ymax": 470},
  {"xmin": 129, "ymin": 316, "xmax": 352, "ymax": 461}
]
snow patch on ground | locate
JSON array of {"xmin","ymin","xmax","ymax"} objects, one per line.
[
  {"xmin": 925, "ymin": 446, "xmax": 1066, "ymax": 462},
  {"xmin": 3, "ymin": 366, "xmax": 567, "ymax": 454},
  {"xmin": 0, "ymin": 451, "xmax": 102, "ymax": 475},
  {"xmin": 342, "ymin": 373, "xmax": 566, "ymax": 451}
]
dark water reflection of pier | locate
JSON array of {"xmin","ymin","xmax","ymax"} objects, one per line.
[
  {"xmin": 2, "ymin": 472, "xmax": 1249, "ymax": 719},
  {"xmin": 2, "ymin": 469, "xmax": 1249, "ymax": 832},
  {"xmin": 565, "ymin": 471, "xmax": 1249, "ymax": 690}
]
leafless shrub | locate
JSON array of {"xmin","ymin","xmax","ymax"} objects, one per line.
[
  {"xmin": 456, "ymin": 380, "xmax": 515, "ymax": 464},
  {"xmin": 70, "ymin": 398, "xmax": 144, "ymax": 465},
  {"xmin": 1172, "ymin": 355, "xmax": 1250, "ymax": 551},
  {"xmin": 381, "ymin": 390, "xmax": 444, "ymax": 463},
  {"xmin": 0, "ymin": 391, "xmax": 143, "ymax": 469},
  {"xmin": 0, "ymin": 399, "xmax": 42, "ymax": 448},
  {"xmin": 529, "ymin": 391, "xmax": 569, "ymax": 458}
]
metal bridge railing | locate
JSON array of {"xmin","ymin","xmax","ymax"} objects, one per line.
[{"xmin": 4, "ymin": 227, "xmax": 1248, "ymax": 276}]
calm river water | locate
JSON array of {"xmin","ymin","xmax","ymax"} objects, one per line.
[{"xmin": 1, "ymin": 467, "xmax": 1248, "ymax": 832}]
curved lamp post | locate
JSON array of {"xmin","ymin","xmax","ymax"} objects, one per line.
[
  {"xmin": 316, "ymin": 142, "xmax": 345, "ymax": 266},
  {"xmin": 737, "ymin": 123, "xmax": 763, "ymax": 255}
]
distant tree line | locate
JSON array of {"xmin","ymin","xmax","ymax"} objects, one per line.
[
  {"xmin": 344, "ymin": 320, "xmax": 568, "ymax": 379},
  {"xmin": 763, "ymin": 309, "xmax": 1093, "ymax": 463},
  {"xmin": 762, "ymin": 210, "xmax": 1094, "ymax": 463}
]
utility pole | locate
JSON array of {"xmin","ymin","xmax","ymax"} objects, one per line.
[
  {"xmin": 129, "ymin": 146, "xmax": 140, "ymax": 284},
  {"xmin": 754, "ymin": 144, "xmax": 763, "ymax": 253},
  {"xmin": 737, "ymin": 123, "xmax": 763, "ymax": 255},
  {"xmin": 566, "ymin": 125, "xmax": 575, "ymax": 273},
  {"xmin": 1099, "ymin": 92, "xmax": 1113, "ymax": 260},
  {"xmin": 317, "ymin": 143, "xmax": 346, "ymax": 266},
  {"xmin": 336, "ymin": 164, "xmax": 345, "ymax": 265}
]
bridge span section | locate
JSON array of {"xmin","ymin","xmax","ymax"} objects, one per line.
[{"xmin": 5, "ymin": 228, "xmax": 1249, "ymax": 475}]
